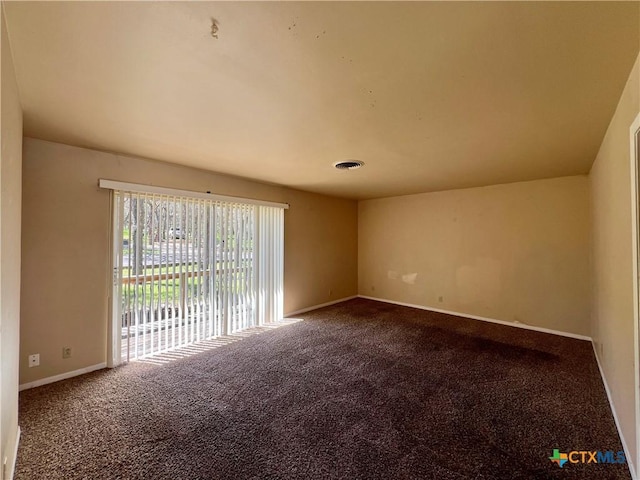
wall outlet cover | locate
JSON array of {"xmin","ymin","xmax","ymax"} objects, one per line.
[{"xmin": 28, "ymin": 353, "xmax": 40, "ymax": 367}]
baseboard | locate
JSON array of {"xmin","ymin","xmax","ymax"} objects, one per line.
[
  {"xmin": 357, "ymin": 295, "xmax": 592, "ymax": 342},
  {"xmin": 18, "ymin": 363, "xmax": 107, "ymax": 392},
  {"xmin": 592, "ymin": 343, "xmax": 637, "ymax": 480},
  {"xmin": 285, "ymin": 296, "xmax": 358, "ymax": 317},
  {"xmin": 4, "ymin": 425, "xmax": 20, "ymax": 480}
]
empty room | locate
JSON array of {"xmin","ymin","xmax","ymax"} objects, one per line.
[{"xmin": 1, "ymin": 1, "xmax": 639, "ymax": 479}]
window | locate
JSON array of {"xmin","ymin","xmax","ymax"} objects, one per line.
[{"xmin": 101, "ymin": 180, "xmax": 286, "ymax": 364}]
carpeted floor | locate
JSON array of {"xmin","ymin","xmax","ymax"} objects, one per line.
[{"xmin": 16, "ymin": 298, "xmax": 630, "ymax": 479}]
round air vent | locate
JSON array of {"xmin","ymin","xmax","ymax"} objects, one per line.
[{"xmin": 333, "ymin": 160, "xmax": 365, "ymax": 170}]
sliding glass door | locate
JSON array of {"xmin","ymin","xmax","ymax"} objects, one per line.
[{"xmin": 109, "ymin": 187, "xmax": 284, "ymax": 364}]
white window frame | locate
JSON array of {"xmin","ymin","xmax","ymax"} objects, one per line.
[{"xmin": 99, "ymin": 179, "xmax": 289, "ymax": 210}]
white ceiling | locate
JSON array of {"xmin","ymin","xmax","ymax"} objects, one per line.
[{"xmin": 4, "ymin": 1, "xmax": 639, "ymax": 200}]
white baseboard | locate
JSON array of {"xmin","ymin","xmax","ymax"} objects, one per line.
[
  {"xmin": 285, "ymin": 296, "xmax": 357, "ymax": 317},
  {"xmin": 592, "ymin": 343, "xmax": 637, "ymax": 480},
  {"xmin": 4, "ymin": 425, "xmax": 20, "ymax": 480},
  {"xmin": 357, "ymin": 295, "xmax": 592, "ymax": 342},
  {"xmin": 19, "ymin": 363, "xmax": 107, "ymax": 392}
]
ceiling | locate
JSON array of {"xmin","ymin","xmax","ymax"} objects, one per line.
[{"xmin": 4, "ymin": 1, "xmax": 639, "ymax": 200}]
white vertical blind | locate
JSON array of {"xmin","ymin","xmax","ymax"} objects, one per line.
[
  {"xmin": 109, "ymin": 188, "xmax": 285, "ymax": 363},
  {"xmin": 256, "ymin": 206, "xmax": 284, "ymax": 326}
]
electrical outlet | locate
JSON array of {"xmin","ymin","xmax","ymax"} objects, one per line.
[
  {"xmin": 329, "ymin": 289, "xmax": 333, "ymax": 296},
  {"xmin": 62, "ymin": 347, "xmax": 72, "ymax": 359},
  {"xmin": 438, "ymin": 296, "xmax": 443, "ymax": 303},
  {"xmin": 28, "ymin": 353, "xmax": 40, "ymax": 367}
]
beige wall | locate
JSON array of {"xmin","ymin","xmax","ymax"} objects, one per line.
[
  {"xmin": 20, "ymin": 138, "xmax": 357, "ymax": 384},
  {"xmin": 358, "ymin": 176, "xmax": 591, "ymax": 336},
  {"xmin": 1, "ymin": 3, "xmax": 23, "ymax": 477},
  {"xmin": 590, "ymin": 52, "xmax": 640, "ymax": 473}
]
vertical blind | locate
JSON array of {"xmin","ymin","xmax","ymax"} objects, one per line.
[{"xmin": 107, "ymin": 183, "xmax": 285, "ymax": 363}]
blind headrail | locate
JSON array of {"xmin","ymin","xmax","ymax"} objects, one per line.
[{"xmin": 99, "ymin": 179, "xmax": 290, "ymax": 209}]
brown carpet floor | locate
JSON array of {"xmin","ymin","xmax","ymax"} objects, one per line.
[{"xmin": 16, "ymin": 298, "xmax": 630, "ymax": 479}]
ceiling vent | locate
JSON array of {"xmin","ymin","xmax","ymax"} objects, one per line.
[{"xmin": 333, "ymin": 160, "xmax": 364, "ymax": 170}]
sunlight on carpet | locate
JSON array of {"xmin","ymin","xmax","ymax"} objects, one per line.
[{"xmin": 135, "ymin": 318, "xmax": 304, "ymax": 365}]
